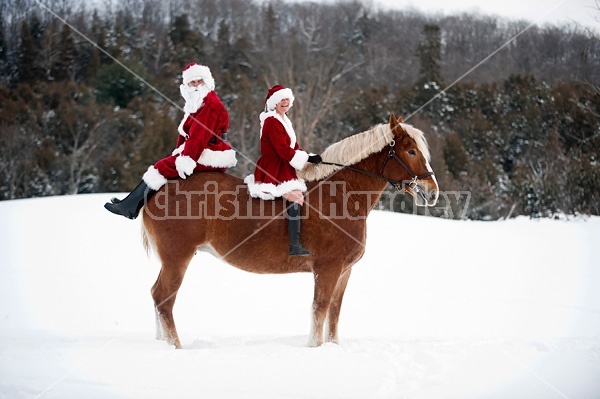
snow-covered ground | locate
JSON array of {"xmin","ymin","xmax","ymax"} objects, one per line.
[{"xmin": 0, "ymin": 194, "xmax": 599, "ymax": 399}]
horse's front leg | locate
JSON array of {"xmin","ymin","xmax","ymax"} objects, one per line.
[
  {"xmin": 308, "ymin": 271, "xmax": 339, "ymax": 347},
  {"xmin": 326, "ymin": 268, "xmax": 352, "ymax": 344}
]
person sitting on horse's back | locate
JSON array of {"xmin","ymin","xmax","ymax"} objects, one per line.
[
  {"xmin": 104, "ymin": 62, "xmax": 237, "ymax": 219},
  {"xmin": 244, "ymin": 85, "xmax": 322, "ymax": 256}
]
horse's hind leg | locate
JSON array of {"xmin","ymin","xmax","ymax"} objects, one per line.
[
  {"xmin": 326, "ymin": 268, "xmax": 352, "ymax": 344},
  {"xmin": 151, "ymin": 253, "xmax": 193, "ymax": 349}
]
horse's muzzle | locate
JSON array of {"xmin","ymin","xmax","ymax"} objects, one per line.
[{"xmin": 413, "ymin": 183, "xmax": 439, "ymax": 207}]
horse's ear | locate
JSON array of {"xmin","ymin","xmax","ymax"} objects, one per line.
[
  {"xmin": 389, "ymin": 114, "xmax": 407, "ymax": 138},
  {"xmin": 389, "ymin": 114, "xmax": 405, "ymax": 125}
]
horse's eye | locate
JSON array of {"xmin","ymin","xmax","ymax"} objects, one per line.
[{"xmin": 408, "ymin": 149, "xmax": 416, "ymax": 156}]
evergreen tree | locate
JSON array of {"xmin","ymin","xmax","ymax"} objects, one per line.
[
  {"xmin": 216, "ymin": 19, "xmax": 232, "ymax": 69},
  {"xmin": 17, "ymin": 20, "xmax": 37, "ymax": 83},
  {"xmin": 414, "ymin": 24, "xmax": 444, "ymax": 108},
  {"xmin": 52, "ymin": 24, "xmax": 77, "ymax": 81},
  {"xmin": 90, "ymin": 10, "xmax": 111, "ymax": 65},
  {"xmin": 262, "ymin": 3, "xmax": 280, "ymax": 49},
  {"xmin": 0, "ymin": 10, "xmax": 7, "ymax": 85},
  {"xmin": 169, "ymin": 14, "xmax": 204, "ymax": 65},
  {"xmin": 443, "ymin": 132, "xmax": 469, "ymax": 179},
  {"xmin": 86, "ymin": 46, "xmax": 101, "ymax": 81},
  {"xmin": 94, "ymin": 63, "xmax": 147, "ymax": 108}
]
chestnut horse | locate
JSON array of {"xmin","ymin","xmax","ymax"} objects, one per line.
[{"xmin": 141, "ymin": 114, "xmax": 439, "ymax": 348}]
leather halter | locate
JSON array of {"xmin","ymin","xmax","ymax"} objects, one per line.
[
  {"xmin": 379, "ymin": 140, "xmax": 435, "ymax": 191},
  {"xmin": 321, "ymin": 140, "xmax": 435, "ymax": 192}
]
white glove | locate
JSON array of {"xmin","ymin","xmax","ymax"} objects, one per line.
[{"xmin": 175, "ymin": 155, "xmax": 197, "ymax": 179}]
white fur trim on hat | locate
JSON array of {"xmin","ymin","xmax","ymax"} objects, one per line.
[
  {"xmin": 182, "ymin": 64, "xmax": 215, "ymax": 90},
  {"xmin": 266, "ymin": 88, "xmax": 294, "ymax": 111},
  {"xmin": 142, "ymin": 166, "xmax": 167, "ymax": 190},
  {"xmin": 289, "ymin": 150, "xmax": 309, "ymax": 170},
  {"xmin": 197, "ymin": 149, "xmax": 238, "ymax": 168}
]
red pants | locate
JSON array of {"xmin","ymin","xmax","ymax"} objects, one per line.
[{"xmin": 153, "ymin": 155, "xmax": 226, "ymax": 179}]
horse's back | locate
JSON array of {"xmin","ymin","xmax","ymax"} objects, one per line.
[
  {"xmin": 141, "ymin": 173, "xmax": 289, "ymax": 264},
  {"xmin": 142, "ymin": 171, "xmax": 364, "ymax": 274}
]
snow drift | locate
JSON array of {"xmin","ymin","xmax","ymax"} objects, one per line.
[{"xmin": 0, "ymin": 194, "xmax": 599, "ymax": 399}]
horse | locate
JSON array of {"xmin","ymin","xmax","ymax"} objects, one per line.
[{"xmin": 141, "ymin": 114, "xmax": 439, "ymax": 349}]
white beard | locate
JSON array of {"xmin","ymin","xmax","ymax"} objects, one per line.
[{"xmin": 180, "ymin": 84, "xmax": 210, "ymax": 114}]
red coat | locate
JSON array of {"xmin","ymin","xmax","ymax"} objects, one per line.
[
  {"xmin": 144, "ymin": 91, "xmax": 237, "ymax": 189},
  {"xmin": 175, "ymin": 91, "xmax": 231, "ymax": 162},
  {"xmin": 245, "ymin": 112, "xmax": 309, "ymax": 200}
]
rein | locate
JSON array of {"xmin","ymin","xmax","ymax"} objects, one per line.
[{"xmin": 320, "ymin": 140, "xmax": 434, "ymax": 192}]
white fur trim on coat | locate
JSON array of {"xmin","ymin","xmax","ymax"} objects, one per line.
[
  {"xmin": 259, "ymin": 111, "xmax": 297, "ymax": 148},
  {"xmin": 182, "ymin": 64, "xmax": 215, "ymax": 90},
  {"xmin": 266, "ymin": 88, "xmax": 295, "ymax": 111},
  {"xmin": 175, "ymin": 155, "xmax": 197, "ymax": 178},
  {"xmin": 172, "ymin": 143, "xmax": 185, "ymax": 156},
  {"xmin": 177, "ymin": 114, "xmax": 190, "ymax": 138},
  {"xmin": 244, "ymin": 175, "xmax": 276, "ymax": 200},
  {"xmin": 244, "ymin": 175, "xmax": 307, "ymax": 200},
  {"xmin": 290, "ymin": 150, "xmax": 309, "ymax": 170},
  {"xmin": 142, "ymin": 166, "xmax": 167, "ymax": 190},
  {"xmin": 197, "ymin": 149, "xmax": 238, "ymax": 168}
]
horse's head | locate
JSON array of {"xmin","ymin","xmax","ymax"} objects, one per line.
[{"xmin": 384, "ymin": 114, "xmax": 439, "ymax": 206}]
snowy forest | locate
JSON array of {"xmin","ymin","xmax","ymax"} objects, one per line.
[{"xmin": 0, "ymin": 0, "xmax": 598, "ymax": 220}]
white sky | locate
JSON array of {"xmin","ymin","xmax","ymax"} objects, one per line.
[{"xmin": 375, "ymin": 0, "xmax": 600, "ymax": 31}]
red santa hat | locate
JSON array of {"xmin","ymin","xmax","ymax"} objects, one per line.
[
  {"xmin": 182, "ymin": 62, "xmax": 215, "ymax": 90},
  {"xmin": 265, "ymin": 85, "xmax": 295, "ymax": 111}
]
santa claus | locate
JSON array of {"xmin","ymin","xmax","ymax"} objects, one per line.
[{"xmin": 104, "ymin": 62, "xmax": 237, "ymax": 219}]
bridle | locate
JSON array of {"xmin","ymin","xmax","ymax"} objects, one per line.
[{"xmin": 321, "ymin": 140, "xmax": 435, "ymax": 193}]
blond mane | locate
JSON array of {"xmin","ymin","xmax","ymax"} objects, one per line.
[{"xmin": 299, "ymin": 122, "xmax": 430, "ymax": 182}]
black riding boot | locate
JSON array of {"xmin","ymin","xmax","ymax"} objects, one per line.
[
  {"xmin": 104, "ymin": 181, "xmax": 155, "ymax": 220},
  {"xmin": 287, "ymin": 202, "xmax": 311, "ymax": 256}
]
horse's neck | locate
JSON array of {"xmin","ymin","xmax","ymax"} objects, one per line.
[{"xmin": 340, "ymin": 154, "xmax": 388, "ymax": 214}]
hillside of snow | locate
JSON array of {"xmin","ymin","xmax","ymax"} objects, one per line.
[{"xmin": 0, "ymin": 194, "xmax": 599, "ymax": 399}]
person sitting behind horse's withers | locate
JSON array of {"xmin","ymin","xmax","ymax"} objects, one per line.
[
  {"xmin": 104, "ymin": 62, "xmax": 237, "ymax": 219},
  {"xmin": 244, "ymin": 85, "xmax": 322, "ymax": 256}
]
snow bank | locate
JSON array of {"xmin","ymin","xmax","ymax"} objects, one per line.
[{"xmin": 0, "ymin": 194, "xmax": 599, "ymax": 399}]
